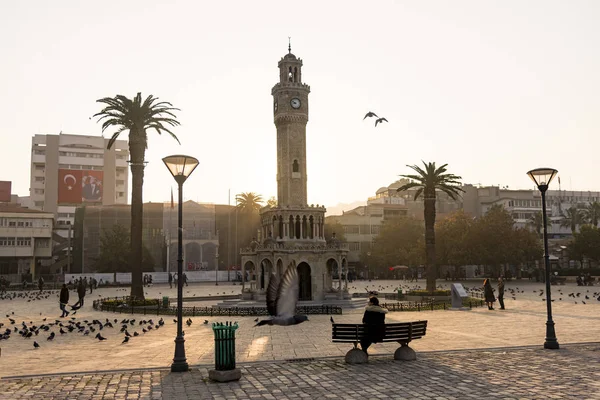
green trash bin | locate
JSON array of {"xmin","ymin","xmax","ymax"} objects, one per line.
[
  {"xmin": 162, "ymin": 296, "xmax": 169, "ymax": 308},
  {"xmin": 397, "ymin": 288, "xmax": 403, "ymax": 300},
  {"xmin": 213, "ymin": 322, "xmax": 239, "ymax": 371}
]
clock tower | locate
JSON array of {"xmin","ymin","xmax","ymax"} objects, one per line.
[
  {"xmin": 272, "ymin": 48, "xmax": 310, "ymax": 207},
  {"xmin": 239, "ymin": 46, "xmax": 348, "ymax": 304}
]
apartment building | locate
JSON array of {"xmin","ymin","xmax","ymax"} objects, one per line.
[
  {"xmin": 30, "ymin": 133, "xmax": 129, "ymax": 237},
  {"xmin": 0, "ymin": 204, "xmax": 54, "ymax": 280}
]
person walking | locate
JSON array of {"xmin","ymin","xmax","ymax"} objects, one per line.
[
  {"xmin": 168, "ymin": 272, "xmax": 173, "ymax": 289},
  {"xmin": 360, "ymin": 296, "xmax": 388, "ymax": 355},
  {"xmin": 73, "ymin": 280, "xmax": 86, "ymax": 308},
  {"xmin": 483, "ymin": 278, "xmax": 496, "ymax": 310},
  {"xmin": 497, "ymin": 277, "xmax": 505, "ymax": 310},
  {"xmin": 59, "ymin": 284, "xmax": 70, "ymax": 317},
  {"xmin": 38, "ymin": 276, "xmax": 44, "ymax": 292},
  {"xmin": 183, "ymin": 273, "xmax": 188, "ymax": 287}
]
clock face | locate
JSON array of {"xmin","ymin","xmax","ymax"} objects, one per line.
[{"xmin": 290, "ymin": 98, "xmax": 301, "ymax": 109}]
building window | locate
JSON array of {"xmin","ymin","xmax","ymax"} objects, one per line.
[
  {"xmin": 16, "ymin": 238, "xmax": 31, "ymax": 246},
  {"xmin": 35, "ymin": 177, "xmax": 45, "ymax": 182},
  {"xmin": 36, "ymin": 239, "xmax": 50, "ymax": 248},
  {"xmin": 34, "ymin": 149, "xmax": 45, "ymax": 155},
  {"xmin": 343, "ymin": 225, "xmax": 359, "ymax": 234},
  {"xmin": 35, "ymin": 164, "xmax": 45, "ymax": 171},
  {"xmin": 292, "ymin": 160, "xmax": 299, "ymax": 173},
  {"xmin": 34, "ymin": 201, "xmax": 44, "ymax": 208},
  {"xmin": 34, "ymin": 189, "xmax": 45, "ymax": 195},
  {"xmin": 348, "ymin": 242, "xmax": 360, "ymax": 251},
  {"xmin": 116, "ymin": 180, "xmax": 125, "ymax": 185},
  {"xmin": 8, "ymin": 221, "xmax": 16, "ymax": 227},
  {"xmin": 371, "ymin": 225, "xmax": 380, "ymax": 234},
  {"xmin": 118, "ymin": 192, "xmax": 124, "ymax": 198}
]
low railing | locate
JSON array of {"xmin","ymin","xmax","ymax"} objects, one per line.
[
  {"xmin": 92, "ymin": 297, "xmax": 342, "ymax": 316},
  {"xmin": 381, "ymin": 299, "xmax": 485, "ymax": 312}
]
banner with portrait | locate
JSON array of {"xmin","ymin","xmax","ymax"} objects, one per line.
[{"xmin": 58, "ymin": 169, "xmax": 104, "ymax": 204}]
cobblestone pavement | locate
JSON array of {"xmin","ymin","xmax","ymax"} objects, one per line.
[
  {"xmin": 0, "ymin": 280, "xmax": 599, "ymax": 378},
  {"xmin": 1, "ymin": 343, "xmax": 599, "ymax": 399}
]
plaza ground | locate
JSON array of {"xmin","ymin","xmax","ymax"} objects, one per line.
[{"xmin": 0, "ymin": 279, "xmax": 599, "ymax": 398}]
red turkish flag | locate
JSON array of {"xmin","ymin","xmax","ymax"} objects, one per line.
[{"xmin": 58, "ymin": 170, "xmax": 83, "ymax": 204}]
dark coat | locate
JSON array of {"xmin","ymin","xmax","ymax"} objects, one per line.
[
  {"xmin": 484, "ymin": 283, "xmax": 496, "ymax": 302},
  {"xmin": 362, "ymin": 305, "xmax": 388, "ymax": 343},
  {"xmin": 60, "ymin": 287, "xmax": 69, "ymax": 304},
  {"xmin": 498, "ymin": 281, "xmax": 505, "ymax": 297},
  {"xmin": 77, "ymin": 283, "xmax": 85, "ymax": 298}
]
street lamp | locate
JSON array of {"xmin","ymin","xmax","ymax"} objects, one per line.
[
  {"xmin": 527, "ymin": 167, "xmax": 559, "ymax": 350},
  {"xmin": 163, "ymin": 155, "xmax": 199, "ymax": 372},
  {"xmin": 215, "ymin": 252, "xmax": 219, "ymax": 286}
]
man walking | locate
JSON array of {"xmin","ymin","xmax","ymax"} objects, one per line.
[
  {"xmin": 498, "ymin": 277, "xmax": 505, "ymax": 310},
  {"xmin": 73, "ymin": 280, "xmax": 86, "ymax": 308},
  {"xmin": 59, "ymin": 284, "xmax": 70, "ymax": 317},
  {"xmin": 168, "ymin": 272, "xmax": 173, "ymax": 289},
  {"xmin": 38, "ymin": 276, "xmax": 44, "ymax": 292}
]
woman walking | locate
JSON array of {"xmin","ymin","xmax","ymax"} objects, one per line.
[{"xmin": 483, "ymin": 278, "xmax": 496, "ymax": 310}]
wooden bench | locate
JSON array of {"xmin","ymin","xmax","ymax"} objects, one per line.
[{"xmin": 332, "ymin": 320, "xmax": 427, "ymax": 364}]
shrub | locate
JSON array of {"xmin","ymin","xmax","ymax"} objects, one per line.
[
  {"xmin": 101, "ymin": 297, "xmax": 160, "ymax": 307},
  {"xmin": 409, "ymin": 289, "xmax": 451, "ymax": 296}
]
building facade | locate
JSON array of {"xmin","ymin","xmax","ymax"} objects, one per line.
[
  {"xmin": 240, "ymin": 48, "xmax": 349, "ymax": 302},
  {"xmin": 30, "ymin": 133, "xmax": 129, "ymax": 237},
  {"xmin": 0, "ymin": 205, "xmax": 54, "ymax": 281},
  {"xmin": 72, "ymin": 201, "xmax": 219, "ymax": 274}
]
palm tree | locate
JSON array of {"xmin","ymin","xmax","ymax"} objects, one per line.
[
  {"xmin": 396, "ymin": 162, "xmax": 463, "ymax": 293},
  {"xmin": 94, "ymin": 93, "xmax": 180, "ymax": 299},
  {"xmin": 235, "ymin": 192, "xmax": 264, "ymax": 214},
  {"xmin": 527, "ymin": 212, "xmax": 548, "ymax": 238},
  {"xmin": 560, "ymin": 206, "xmax": 584, "ymax": 234},
  {"xmin": 582, "ymin": 201, "xmax": 600, "ymax": 227}
]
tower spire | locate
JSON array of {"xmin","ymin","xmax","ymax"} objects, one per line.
[{"xmin": 288, "ymin": 37, "xmax": 291, "ymax": 54}]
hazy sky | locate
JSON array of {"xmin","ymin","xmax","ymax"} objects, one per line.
[{"xmin": 1, "ymin": 1, "xmax": 599, "ymax": 209}]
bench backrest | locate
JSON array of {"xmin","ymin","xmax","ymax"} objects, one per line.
[{"xmin": 332, "ymin": 321, "xmax": 427, "ymax": 342}]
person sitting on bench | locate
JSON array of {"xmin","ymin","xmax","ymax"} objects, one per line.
[{"xmin": 360, "ymin": 296, "xmax": 388, "ymax": 355}]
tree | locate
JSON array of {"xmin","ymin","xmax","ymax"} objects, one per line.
[
  {"xmin": 94, "ymin": 93, "xmax": 180, "ymax": 299},
  {"xmin": 568, "ymin": 225, "xmax": 600, "ymax": 266},
  {"xmin": 396, "ymin": 162, "xmax": 463, "ymax": 292},
  {"xmin": 560, "ymin": 206, "xmax": 584, "ymax": 234},
  {"xmin": 365, "ymin": 217, "xmax": 424, "ymax": 277},
  {"xmin": 235, "ymin": 192, "xmax": 264, "ymax": 213},
  {"xmin": 324, "ymin": 220, "xmax": 347, "ymax": 242},
  {"xmin": 94, "ymin": 224, "xmax": 156, "ymax": 278},
  {"xmin": 582, "ymin": 201, "xmax": 600, "ymax": 227},
  {"xmin": 528, "ymin": 211, "xmax": 548, "ymax": 238},
  {"xmin": 235, "ymin": 192, "xmax": 263, "ymax": 248},
  {"xmin": 436, "ymin": 210, "xmax": 474, "ymax": 276},
  {"xmin": 266, "ymin": 196, "xmax": 277, "ymax": 208},
  {"xmin": 470, "ymin": 205, "xmax": 515, "ymax": 277}
]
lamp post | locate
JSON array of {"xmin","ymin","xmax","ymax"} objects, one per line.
[
  {"xmin": 163, "ymin": 155, "xmax": 199, "ymax": 372},
  {"xmin": 215, "ymin": 252, "xmax": 219, "ymax": 286},
  {"xmin": 527, "ymin": 167, "xmax": 559, "ymax": 350}
]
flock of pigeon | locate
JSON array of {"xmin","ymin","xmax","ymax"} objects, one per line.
[
  {"xmin": 0, "ymin": 289, "xmax": 58, "ymax": 302},
  {"xmin": 0, "ymin": 312, "xmax": 172, "ymax": 349}
]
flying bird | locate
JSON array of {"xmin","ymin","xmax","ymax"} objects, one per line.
[
  {"xmin": 255, "ymin": 262, "xmax": 308, "ymax": 327},
  {"xmin": 375, "ymin": 117, "xmax": 388, "ymax": 127},
  {"xmin": 363, "ymin": 111, "xmax": 378, "ymax": 120}
]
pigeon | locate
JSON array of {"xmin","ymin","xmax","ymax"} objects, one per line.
[
  {"xmin": 330, "ymin": 316, "xmax": 335, "ymax": 324},
  {"xmin": 375, "ymin": 117, "xmax": 388, "ymax": 127},
  {"xmin": 33, "ymin": 341, "xmax": 40, "ymax": 349},
  {"xmin": 95, "ymin": 333, "xmax": 107, "ymax": 341},
  {"xmin": 122, "ymin": 336, "xmax": 129, "ymax": 344},
  {"xmin": 203, "ymin": 320, "xmax": 209, "ymax": 325},
  {"xmin": 363, "ymin": 111, "xmax": 378, "ymax": 120},
  {"xmin": 255, "ymin": 262, "xmax": 308, "ymax": 327},
  {"xmin": 254, "ymin": 318, "xmax": 259, "ymax": 322},
  {"xmin": 47, "ymin": 332, "xmax": 55, "ymax": 341},
  {"xmin": 186, "ymin": 319, "xmax": 192, "ymax": 327}
]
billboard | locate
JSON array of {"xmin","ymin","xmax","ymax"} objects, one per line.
[
  {"xmin": 58, "ymin": 170, "xmax": 104, "ymax": 204},
  {"xmin": 0, "ymin": 181, "xmax": 11, "ymax": 202}
]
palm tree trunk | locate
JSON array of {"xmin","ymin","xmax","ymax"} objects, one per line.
[
  {"xmin": 129, "ymin": 137, "xmax": 145, "ymax": 300},
  {"xmin": 424, "ymin": 197, "xmax": 436, "ymax": 293}
]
